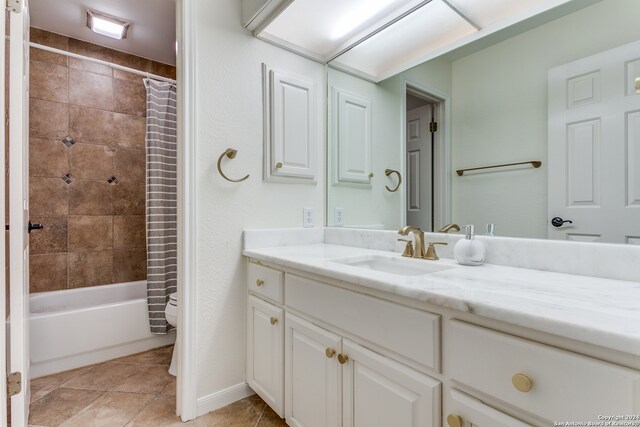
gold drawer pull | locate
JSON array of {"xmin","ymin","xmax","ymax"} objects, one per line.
[
  {"xmin": 512, "ymin": 373, "xmax": 533, "ymax": 392},
  {"xmin": 256, "ymin": 279, "xmax": 264, "ymax": 287},
  {"xmin": 447, "ymin": 414, "xmax": 463, "ymax": 427},
  {"xmin": 325, "ymin": 348, "xmax": 336, "ymax": 358},
  {"xmin": 276, "ymin": 162, "xmax": 283, "ymax": 169},
  {"xmin": 270, "ymin": 317, "xmax": 278, "ymax": 325},
  {"xmin": 337, "ymin": 353, "xmax": 349, "ymax": 364}
]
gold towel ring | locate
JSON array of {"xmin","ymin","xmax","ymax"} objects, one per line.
[
  {"xmin": 384, "ymin": 169, "xmax": 402, "ymax": 192},
  {"xmin": 217, "ymin": 148, "xmax": 249, "ymax": 183}
]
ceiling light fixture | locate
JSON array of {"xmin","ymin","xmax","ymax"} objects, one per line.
[{"xmin": 86, "ymin": 10, "xmax": 130, "ymax": 40}]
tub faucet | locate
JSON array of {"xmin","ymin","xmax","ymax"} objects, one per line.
[
  {"xmin": 438, "ymin": 223, "xmax": 460, "ymax": 233},
  {"xmin": 398, "ymin": 226, "xmax": 425, "ymax": 258}
]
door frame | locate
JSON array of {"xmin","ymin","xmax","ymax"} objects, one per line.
[
  {"xmin": 177, "ymin": 0, "xmax": 198, "ymax": 421},
  {"xmin": 400, "ymin": 78, "xmax": 451, "ymax": 230}
]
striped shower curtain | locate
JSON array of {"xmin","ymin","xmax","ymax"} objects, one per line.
[{"xmin": 144, "ymin": 79, "xmax": 178, "ymax": 334}]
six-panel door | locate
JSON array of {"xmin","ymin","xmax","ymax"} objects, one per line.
[{"xmin": 246, "ymin": 295, "xmax": 284, "ymax": 417}]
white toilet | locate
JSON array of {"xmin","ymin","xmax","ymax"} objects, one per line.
[{"xmin": 165, "ymin": 292, "xmax": 178, "ymax": 376}]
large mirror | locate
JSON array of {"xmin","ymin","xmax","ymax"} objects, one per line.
[{"xmin": 327, "ymin": 0, "xmax": 640, "ymax": 244}]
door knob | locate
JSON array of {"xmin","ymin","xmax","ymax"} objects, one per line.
[
  {"xmin": 28, "ymin": 221, "xmax": 44, "ymax": 234},
  {"xmin": 551, "ymin": 217, "xmax": 573, "ymax": 228}
]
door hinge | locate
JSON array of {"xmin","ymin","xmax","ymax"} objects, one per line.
[
  {"xmin": 6, "ymin": 0, "xmax": 21, "ymax": 13},
  {"xmin": 429, "ymin": 121, "xmax": 438, "ymax": 133},
  {"xmin": 7, "ymin": 372, "xmax": 21, "ymax": 397}
]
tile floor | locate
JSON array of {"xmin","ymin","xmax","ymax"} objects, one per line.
[{"xmin": 27, "ymin": 345, "xmax": 287, "ymax": 426}]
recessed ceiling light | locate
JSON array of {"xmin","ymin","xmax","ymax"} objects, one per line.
[{"xmin": 86, "ymin": 10, "xmax": 130, "ymax": 40}]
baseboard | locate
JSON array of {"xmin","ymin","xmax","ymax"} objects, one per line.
[{"xmin": 195, "ymin": 382, "xmax": 255, "ymax": 417}]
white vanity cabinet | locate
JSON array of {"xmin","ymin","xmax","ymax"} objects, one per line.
[{"xmin": 445, "ymin": 389, "xmax": 533, "ymax": 427}]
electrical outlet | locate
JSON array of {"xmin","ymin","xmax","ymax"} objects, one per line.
[
  {"xmin": 303, "ymin": 207, "xmax": 314, "ymax": 228},
  {"xmin": 334, "ymin": 207, "xmax": 345, "ymax": 227}
]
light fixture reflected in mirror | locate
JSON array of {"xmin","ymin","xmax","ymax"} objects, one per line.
[{"xmin": 86, "ymin": 10, "xmax": 130, "ymax": 40}]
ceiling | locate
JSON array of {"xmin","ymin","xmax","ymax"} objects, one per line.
[{"xmin": 30, "ymin": 0, "xmax": 176, "ymax": 65}]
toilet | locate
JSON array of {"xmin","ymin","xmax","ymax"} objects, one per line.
[{"xmin": 165, "ymin": 292, "xmax": 178, "ymax": 376}]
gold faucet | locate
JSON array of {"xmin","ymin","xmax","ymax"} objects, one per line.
[
  {"xmin": 424, "ymin": 242, "xmax": 448, "ymax": 260},
  {"xmin": 438, "ymin": 223, "xmax": 460, "ymax": 233},
  {"xmin": 398, "ymin": 226, "xmax": 425, "ymax": 258}
]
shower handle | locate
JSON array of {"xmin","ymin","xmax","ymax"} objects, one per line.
[{"xmin": 28, "ymin": 221, "xmax": 44, "ymax": 234}]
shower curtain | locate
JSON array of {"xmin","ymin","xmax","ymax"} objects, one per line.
[{"xmin": 144, "ymin": 79, "xmax": 178, "ymax": 334}]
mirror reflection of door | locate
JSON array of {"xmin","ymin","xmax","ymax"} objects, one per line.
[{"xmin": 406, "ymin": 93, "xmax": 438, "ymax": 232}]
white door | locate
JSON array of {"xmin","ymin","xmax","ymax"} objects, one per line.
[
  {"xmin": 0, "ymin": 3, "xmax": 7, "ymax": 426},
  {"xmin": 8, "ymin": 0, "xmax": 31, "ymax": 424},
  {"xmin": 285, "ymin": 313, "xmax": 341, "ymax": 427},
  {"xmin": 406, "ymin": 105, "xmax": 433, "ymax": 231},
  {"xmin": 342, "ymin": 339, "xmax": 440, "ymax": 427},
  {"xmin": 246, "ymin": 296, "xmax": 284, "ymax": 417},
  {"xmin": 444, "ymin": 389, "xmax": 532, "ymax": 427},
  {"xmin": 548, "ymin": 39, "xmax": 640, "ymax": 244}
]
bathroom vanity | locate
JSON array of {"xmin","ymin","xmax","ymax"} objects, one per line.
[{"xmin": 244, "ymin": 229, "xmax": 640, "ymax": 427}]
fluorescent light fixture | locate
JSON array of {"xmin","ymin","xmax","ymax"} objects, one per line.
[{"xmin": 86, "ymin": 10, "xmax": 130, "ymax": 40}]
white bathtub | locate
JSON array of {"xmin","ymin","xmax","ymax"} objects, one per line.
[{"xmin": 29, "ymin": 280, "xmax": 175, "ymax": 378}]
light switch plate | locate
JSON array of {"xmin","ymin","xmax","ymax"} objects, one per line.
[
  {"xmin": 303, "ymin": 207, "xmax": 314, "ymax": 228},
  {"xmin": 334, "ymin": 208, "xmax": 344, "ymax": 227}
]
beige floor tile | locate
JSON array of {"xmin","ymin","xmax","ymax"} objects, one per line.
[
  {"xmin": 126, "ymin": 395, "xmax": 191, "ymax": 427},
  {"xmin": 28, "ymin": 387, "xmax": 103, "ymax": 426},
  {"xmin": 61, "ymin": 363, "xmax": 141, "ymax": 391},
  {"xmin": 31, "ymin": 366, "xmax": 92, "ymax": 391},
  {"xmin": 110, "ymin": 349, "xmax": 159, "ymax": 364},
  {"xmin": 60, "ymin": 391, "xmax": 155, "ymax": 427},
  {"xmin": 194, "ymin": 395, "xmax": 265, "ymax": 427},
  {"xmin": 161, "ymin": 375, "xmax": 176, "ymax": 396},
  {"xmin": 112, "ymin": 364, "xmax": 173, "ymax": 394},
  {"xmin": 151, "ymin": 346, "xmax": 174, "ymax": 365},
  {"xmin": 256, "ymin": 404, "xmax": 287, "ymax": 426}
]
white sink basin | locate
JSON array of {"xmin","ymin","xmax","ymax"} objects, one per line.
[{"xmin": 332, "ymin": 255, "xmax": 455, "ymax": 276}]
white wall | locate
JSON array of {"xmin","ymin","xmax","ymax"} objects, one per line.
[
  {"xmin": 451, "ymin": 0, "xmax": 640, "ymax": 239},
  {"xmin": 194, "ymin": 0, "xmax": 325, "ymax": 405}
]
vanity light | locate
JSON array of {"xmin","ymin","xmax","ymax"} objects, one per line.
[
  {"xmin": 636, "ymin": 77, "xmax": 640, "ymax": 94},
  {"xmin": 86, "ymin": 10, "xmax": 130, "ymax": 40}
]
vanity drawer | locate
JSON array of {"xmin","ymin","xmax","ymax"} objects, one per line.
[
  {"xmin": 285, "ymin": 274, "xmax": 440, "ymax": 372},
  {"xmin": 449, "ymin": 320, "xmax": 640, "ymax": 423},
  {"xmin": 247, "ymin": 262, "xmax": 284, "ymax": 304}
]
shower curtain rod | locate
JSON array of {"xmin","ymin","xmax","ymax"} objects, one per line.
[{"xmin": 30, "ymin": 42, "xmax": 177, "ymax": 84}]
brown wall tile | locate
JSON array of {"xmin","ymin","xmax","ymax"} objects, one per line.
[
  {"xmin": 68, "ymin": 39, "xmax": 113, "ymax": 62},
  {"xmin": 151, "ymin": 62, "xmax": 177, "ymax": 80},
  {"xmin": 115, "ymin": 149, "xmax": 145, "ymax": 182},
  {"xmin": 30, "ymin": 60, "xmax": 68, "ymax": 103},
  {"xmin": 68, "ymin": 251, "xmax": 113, "ymax": 288},
  {"xmin": 30, "ymin": 98, "xmax": 69, "ymax": 139},
  {"xmin": 30, "ymin": 215, "xmax": 68, "ymax": 255},
  {"xmin": 113, "ymin": 249, "xmax": 147, "ymax": 283},
  {"xmin": 114, "ymin": 215, "xmax": 146, "ymax": 249},
  {"xmin": 69, "ymin": 216, "xmax": 113, "ymax": 251},
  {"xmin": 68, "ymin": 57, "xmax": 112, "ymax": 77},
  {"xmin": 29, "ymin": 254, "xmax": 68, "ymax": 292},
  {"xmin": 114, "ymin": 79, "xmax": 146, "ymax": 117},
  {"xmin": 68, "ymin": 69, "xmax": 114, "ymax": 111},
  {"xmin": 69, "ymin": 180, "xmax": 112, "ymax": 215},
  {"xmin": 112, "ymin": 51, "xmax": 153, "ymax": 81},
  {"xmin": 113, "ymin": 179, "xmax": 145, "ymax": 215},
  {"xmin": 30, "ymin": 177, "xmax": 68, "ymax": 216},
  {"xmin": 113, "ymin": 113, "xmax": 146, "ymax": 150},
  {"xmin": 29, "ymin": 137, "xmax": 69, "ymax": 177},
  {"xmin": 30, "ymin": 28, "xmax": 68, "ymax": 66},
  {"xmin": 70, "ymin": 143, "xmax": 114, "ymax": 180},
  {"xmin": 69, "ymin": 106, "xmax": 114, "ymax": 145}
]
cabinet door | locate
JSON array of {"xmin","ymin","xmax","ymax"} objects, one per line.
[
  {"xmin": 342, "ymin": 340, "xmax": 440, "ymax": 427},
  {"xmin": 285, "ymin": 313, "xmax": 341, "ymax": 427},
  {"xmin": 247, "ymin": 296, "xmax": 284, "ymax": 417},
  {"xmin": 445, "ymin": 389, "xmax": 532, "ymax": 427}
]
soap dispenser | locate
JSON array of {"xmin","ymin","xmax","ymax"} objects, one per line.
[{"xmin": 454, "ymin": 225, "xmax": 485, "ymax": 266}]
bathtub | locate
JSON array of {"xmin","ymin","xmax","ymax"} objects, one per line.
[{"xmin": 29, "ymin": 280, "xmax": 175, "ymax": 378}]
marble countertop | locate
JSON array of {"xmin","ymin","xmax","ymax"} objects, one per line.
[{"xmin": 243, "ymin": 243, "xmax": 640, "ymax": 357}]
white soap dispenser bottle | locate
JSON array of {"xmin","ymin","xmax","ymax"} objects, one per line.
[{"xmin": 454, "ymin": 225, "xmax": 486, "ymax": 266}]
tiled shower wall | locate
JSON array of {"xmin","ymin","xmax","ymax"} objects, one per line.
[{"xmin": 28, "ymin": 28, "xmax": 176, "ymax": 293}]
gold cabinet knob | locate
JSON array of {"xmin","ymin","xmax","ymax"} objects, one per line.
[
  {"xmin": 447, "ymin": 414, "xmax": 463, "ymax": 427},
  {"xmin": 337, "ymin": 354, "xmax": 349, "ymax": 364},
  {"xmin": 276, "ymin": 162, "xmax": 283, "ymax": 169},
  {"xmin": 270, "ymin": 317, "xmax": 278, "ymax": 325},
  {"xmin": 368, "ymin": 172, "xmax": 373, "ymax": 178},
  {"xmin": 512, "ymin": 373, "xmax": 533, "ymax": 392},
  {"xmin": 256, "ymin": 279, "xmax": 264, "ymax": 287},
  {"xmin": 325, "ymin": 348, "xmax": 336, "ymax": 358}
]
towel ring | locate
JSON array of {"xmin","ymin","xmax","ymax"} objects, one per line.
[
  {"xmin": 217, "ymin": 148, "xmax": 250, "ymax": 183},
  {"xmin": 384, "ymin": 169, "xmax": 402, "ymax": 192}
]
